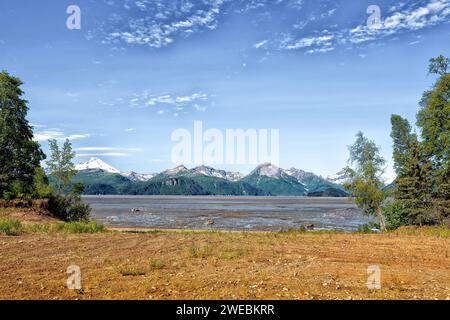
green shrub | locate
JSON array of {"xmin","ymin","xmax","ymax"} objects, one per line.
[
  {"xmin": 0, "ymin": 218, "xmax": 24, "ymax": 236},
  {"xmin": 47, "ymin": 194, "xmax": 91, "ymax": 222},
  {"xmin": 52, "ymin": 221, "xmax": 105, "ymax": 234},
  {"xmin": 2, "ymin": 191, "xmax": 14, "ymax": 200},
  {"xmin": 357, "ymin": 222, "xmax": 379, "ymax": 233}
]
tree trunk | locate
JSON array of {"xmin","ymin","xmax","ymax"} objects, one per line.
[{"xmin": 376, "ymin": 207, "xmax": 387, "ymax": 232}]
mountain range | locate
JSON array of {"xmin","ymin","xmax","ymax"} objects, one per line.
[{"xmin": 73, "ymin": 158, "xmax": 348, "ymax": 197}]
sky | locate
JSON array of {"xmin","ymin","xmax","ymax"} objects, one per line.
[{"xmin": 0, "ymin": 0, "xmax": 449, "ymax": 179}]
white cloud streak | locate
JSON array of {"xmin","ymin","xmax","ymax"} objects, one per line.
[
  {"xmin": 279, "ymin": 0, "xmax": 450, "ymax": 53},
  {"xmin": 34, "ymin": 130, "xmax": 91, "ymax": 142}
]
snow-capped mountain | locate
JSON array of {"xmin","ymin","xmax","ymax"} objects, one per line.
[
  {"xmin": 160, "ymin": 164, "xmax": 244, "ymax": 181},
  {"xmin": 249, "ymin": 163, "xmax": 287, "ymax": 180},
  {"xmin": 284, "ymin": 167, "xmax": 309, "ymax": 187},
  {"xmin": 242, "ymin": 163, "xmax": 308, "ymax": 195},
  {"xmin": 191, "ymin": 165, "xmax": 244, "ymax": 181},
  {"xmin": 121, "ymin": 171, "xmax": 155, "ymax": 182},
  {"xmin": 162, "ymin": 165, "xmax": 189, "ymax": 176},
  {"xmin": 74, "ymin": 158, "xmax": 347, "ymax": 196},
  {"xmin": 75, "ymin": 157, "xmax": 121, "ymax": 174},
  {"xmin": 75, "ymin": 158, "xmax": 155, "ymax": 181}
]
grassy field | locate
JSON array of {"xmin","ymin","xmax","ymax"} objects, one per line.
[{"xmin": 0, "ymin": 207, "xmax": 449, "ymax": 300}]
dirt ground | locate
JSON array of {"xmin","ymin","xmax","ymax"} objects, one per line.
[{"xmin": 1, "ymin": 228, "xmax": 449, "ymax": 300}]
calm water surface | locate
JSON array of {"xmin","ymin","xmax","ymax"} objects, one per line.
[{"xmin": 83, "ymin": 196, "xmax": 371, "ymax": 231}]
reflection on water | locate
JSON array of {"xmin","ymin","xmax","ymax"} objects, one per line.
[{"xmin": 83, "ymin": 195, "xmax": 372, "ymax": 231}]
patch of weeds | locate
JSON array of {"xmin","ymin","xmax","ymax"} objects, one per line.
[
  {"xmin": 25, "ymin": 224, "xmax": 50, "ymax": 233},
  {"xmin": 189, "ymin": 244, "xmax": 213, "ymax": 258},
  {"xmin": 391, "ymin": 225, "xmax": 450, "ymax": 238},
  {"xmin": 220, "ymin": 249, "xmax": 245, "ymax": 260},
  {"xmin": 148, "ymin": 258, "xmax": 166, "ymax": 270},
  {"xmin": 118, "ymin": 267, "xmax": 146, "ymax": 277},
  {"xmin": 52, "ymin": 221, "xmax": 105, "ymax": 234},
  {"xmin": 0, "ymin": 218, "xmax": 23, "ymax": 236}
]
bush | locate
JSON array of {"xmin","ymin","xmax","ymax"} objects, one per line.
[
  {"xmin": 357, "ymin": 222, "xmax": 379, "ymax": 233},
  {"xmin": 47, "ymin": 194, "xmax": 91, "ymax": 222},
  {"xmin": 2, "ymin": 191, "xmax": 14, "ymax": 200},
  {"xmin": 52, "ymin": 221, "xmax": 105, "ymax": 233},
  {"xmin": 0, "ymin": 218, "xmax": 24, "ymax": 236}
]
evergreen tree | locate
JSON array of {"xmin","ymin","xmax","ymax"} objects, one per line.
[
  {"xmin": 46, "ymin": 139, "xmax": 76, "ymax": 194},
  {"xmin": 344, "ymin": 132, "xmax": 387, "ymax": 231},
  {"xmin": 417, "ymin": 56, "xmax": 450, "ymax": 222},
  {"xmin": 386, "ymin": 115, "xmax": 434, "ymax": 228},
  {"xmin": 0, "ymin": 71, "xmax": 45, "ymax": 197}
]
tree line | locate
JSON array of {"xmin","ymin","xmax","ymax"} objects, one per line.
[
  {"xmin": 345, "ymin": 55, "xmax": 449, "ymax": 231},
  {"xmin": 0, "ymin": 71, "xmax": 90, "ymax": 221}
]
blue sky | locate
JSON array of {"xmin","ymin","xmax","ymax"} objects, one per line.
[{"xmin": 0, "ymin": 0, "xmax": 449, "ymax": 179}]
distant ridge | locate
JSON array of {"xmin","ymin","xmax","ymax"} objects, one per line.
[{"xmin": 73, "ymin": 158, "xmax": 348, "ymax": 196}]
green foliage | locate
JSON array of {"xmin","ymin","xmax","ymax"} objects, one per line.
[
  {"xmin": 0, "ymin": 218, "xmax": 24, "ymax": 236},
  {"xmin": 417, "ymin": 57, "xmax": 450, "ymax": 221},
  {"xmin": 428, "ymin": 55, "xmax": 449, "ymax": 76},
  {"xmin": 388, "ymin": 115, "xmax": 434, "ymax": 228},
  {"xmin": 32, "ymin": 167, "xmax": 53, "ymax": 198},
  {"xmin": 387, "ymin": 56, "xmax": 450, "ymax": 229},
  {"xmin": 46, "ymin": 139, "xmax": 76, "ymax": 194},
  {"xmin": 0, "ymin": 71, "xmax": 46, "ymax": 197},
  {"xmin": 47, "ymin": 194, "xmax": 91, "ymax": 222},
  {"xmin": 357, "ymin": 222, "xmax": 379, "ymax": 233},
  {"xmin": 344, "ymin": 131, "xmax": 387, "ymax": 231},
  {"xmin": 52, "ymin": 221, "xmax": 105, "ymax": 233}
]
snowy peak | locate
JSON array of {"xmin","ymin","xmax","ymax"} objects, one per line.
[
  {"xmin": 163, "ymin": 165, "xmax": 188, "ymax": 176},
  {"xmin": 75, "ymin": 157, "xmax": 121, "ymax": 174},
  {"xmin": 121, "ymin": 171, "xmax": 155, "ymax": 182},
  {"xmin": 251, "ymin": 163, "xmax": 284, "ymax": 179},
  {"xmin": 285, "ymin": 167, "xmax": 308, "ymax": 179},
  {"xmin": 191, "ymin": 165, "xmax": 244, "ymax": 181}
]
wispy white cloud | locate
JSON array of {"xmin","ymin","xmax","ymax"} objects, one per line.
[
  {"xmin": 76, "ymin": 152, "xmax": 129, "ymax": 157},
  {"xmin": 34, "ymin": 130, "xmax": 91, "ymax": 142},
  {"xmin": 253, "ymin": 39, "xmax": 268, "ymax": 49},
  {"xmin": 279, "ymin": 0, "xmax": 450, "ymax": 54},
  {"xmin": 129, "ymin": 90, "xmax": 211, "ymax": 115},
  {"xmin": 75, "ymin": 147, "xmax": 144, "ymax": 152},
  {"xmin": 99, "ymin": 0, "xmax": 227, "ymax": 48}
]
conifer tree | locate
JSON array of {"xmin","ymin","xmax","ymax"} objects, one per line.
[
  {"xmin": 0, "ymin": 71, "xmax": 45, "ymax": 197},
  {"xmin": 417, "ymin": 56, "xmax": 449, "ymax": 222}
]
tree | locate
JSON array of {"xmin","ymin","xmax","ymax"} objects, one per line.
[
  {"xmin": 428, "ymin": 55, "xmax": 449, "ymax": 76},
  {"xmin": 417, "ymin": 56, "xmax": 450, "ymax": 221},
  {"xmin": 46, "ymin": 139, "xmax": 76, "ymax": 194},
  {"xmin": 386, "ymin": 115, "xmax": 434, "ymax": 228},
  {"xmin": 32, "ymin": 167, "xmax": 53, "ymax": 198},
  {"xmin": 0, "ymin": 71, "xmax": 46, "ymax": 197},
  {"xmin": 344, "ymin": 132, "xmax": 387, "ymax": 231}
]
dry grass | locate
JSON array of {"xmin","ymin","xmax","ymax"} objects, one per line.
[{"xmin": 0, "ymin": 227, "xmax": 449, "ymax": 300}]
